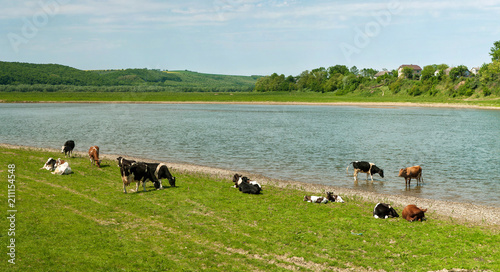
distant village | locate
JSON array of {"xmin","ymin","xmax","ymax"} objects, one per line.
[{"xmin": 374, "ymin": 64, "xmax": 480, "ymax": 79}]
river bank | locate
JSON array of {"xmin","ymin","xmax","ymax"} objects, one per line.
[{"xmin": 3, "ymin": 143, "xmax": 499, "ymax": 226}]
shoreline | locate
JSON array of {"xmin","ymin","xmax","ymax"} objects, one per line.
[
  {"xmin": 2, "ymin": 100, "xmax": 500, "ymax": 110},
  {"xmin": 3, "ymin": 143, "xmax": 499, "ymax": 226}
]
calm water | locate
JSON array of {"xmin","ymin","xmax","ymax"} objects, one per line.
[{"xmin": 1, "ymin": 103, "xmax": 499, "ymax": 207}]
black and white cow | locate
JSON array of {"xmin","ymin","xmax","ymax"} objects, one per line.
[
  {"xmin": 41, "ymin": 157, "xmax": 57, "ymax": 171},
  {"xmin": 145, "ymin": 162, "xmax": 176, "ymax": 188},
  {"xmin": 232, "ymin": 173, "xmax": 262, "ymax": 191},
  {"xmin": 373, "ymin": 203, "xmax": 399, "ymax": 219},
  {"xmin": 346, "ymin": 161, "xmax": 384, "ymax": 181},
  {"xmin": 304, "ymin": 192, "xmax": 345, "ymax": 204},
  {"xmin": 238, "ymin": 178, "xmax": 262, "ymax": 194},
  {"xmin": 117, "ymin": 156, "xmax": 136, "ymax": 168},
  {"xmin": 232, "ymin": 174, "xmax": 261, "ymax": 194},
  {"xmin": 61, "ymin": 140, "xmax": 75, "ymax": 157},
  {"xmin": 326, "ymin": 192, "xmax": 345, "ymax": 203},
  {"xmin": 120, "ymin": 162, "xmax": 161, "ymax": 193}
]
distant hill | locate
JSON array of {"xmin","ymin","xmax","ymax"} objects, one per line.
[{"xmin": 0, "ymin": 61, "xmax": 259, "ymax": 92}]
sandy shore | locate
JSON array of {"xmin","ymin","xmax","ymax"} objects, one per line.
[{"xmin": 2, "ymin": 143, "xmax": 499, "ymax": 227}]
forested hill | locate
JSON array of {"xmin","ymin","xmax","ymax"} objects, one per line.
[{"xmin": 0, "ymin": 61, "xmax": 259, "ymax": 92}]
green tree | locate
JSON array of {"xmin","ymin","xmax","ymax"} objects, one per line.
[
  {"xmin": 350, "ymin": 66, "xmax": 359, "ymax": 76},
  {"xmin": 489, "ymin": 40, "xmax": 500, "ymax": 61},
  {"xmin": 327, "ymin": 65, "xmax": 350, "ymax": 77},
  {"xmin": 449, "ymin": 65, "xmax": 469, "ymax": 78},
  {"xmin": 360, "ymin": 68, "xmax": 378, "ymax": 78},
  {"xmin": 421, "ymin": 65, "xmax": 436, "ymax": 81},
  {"xmin": 402, "ymin": 67, "xmax": 414, "ymax": 79}
]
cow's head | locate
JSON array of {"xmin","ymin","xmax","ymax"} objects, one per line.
[
  {"xmin": 232, "ymin": 174, "xmax": 242, "ymax": 187},
  {"xmin": 372, "ymin": 166, "xmax": 384, "ymax": 178},
  {"xmin": 387, "ymin": 205, "xmax": 399, "ymax": 218},
  {"xmin": 96, "ymin": 160, "xmax": 101, "ymax": 168},
  {"xmin": 168, "ymin": 176, "xmax": 176, "ymax": 187},
  {"xmin": 398, "ymin": 168, "xmax": 407, "ymax": 177}
]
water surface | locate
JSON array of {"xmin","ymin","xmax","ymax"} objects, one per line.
[{"xmin": 1, "ymin": 103, "xmax": 499, "ymax": 206}]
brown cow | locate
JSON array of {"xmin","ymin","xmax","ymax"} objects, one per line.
[
  {"xmin": 88, "ymin": 146, "xmax": 101, "ymax": 167},
  {"xmin": 398, "ymin": 165, "xmax": 422, "ymax": 186},
  {"xmin": 402, "ymin": 204, "xmax": 427, "ymax": 222}
]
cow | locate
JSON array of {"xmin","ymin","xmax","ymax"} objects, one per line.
[
  {"xmin": 117, "ymin": 157, "xmax": 136, "ymax": 168},
  {"xmin": 120, "ymin": 162, "xmax": 161, "ymax": 193},
  {"xmin": 41, "ymin": 158, "xmax": 66, "ymax": 171},
  {"xmin": 304, "ymin": 195, "xmax": 329, "ymax": 204},
  {"xmin": 326, "ymin": 192, "xmax": 345, "ymax": 203},
  {"xmin": 52, "ymin": 161, "xmax": 72, "ymax": 175},
  {"xmin": 232, "ymin": 173, "xmax": 262, "ymax": 191},
  {"xmin": 88, "ymin": 146, "xmax": 101, "ymax": 167},
  {"xmin": 61, "ymin": 140, "xmax": 75, "ymax": 157},
  {"xmin": 41, "ymin": 158, "xmax": 57, "ymax": 171},
  {"xmin": 238, "ymin": 178, "xmax": 262, "ymax": 194},
  {"xmin": 373, "ymin": 203, "xmax": 399, "ymax": 219},
  {"xmin": 346, "ymin": 161, "xmax": 384, "ymax": 181},
  {"xmin": 304, "ymin": 192, "xmax": 344, "ymax": 203},
  {"xmin": 402, "ymin": 204, "xmax": 427, "ymax": 222},
  {"xmin": 145, "ymin": 162, "xmax": 176, "ymax": 188},
  {"xmin": 398, "ymin": 165, "xmax": 423, "ymax": 187}
]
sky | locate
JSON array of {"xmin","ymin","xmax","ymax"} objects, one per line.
[{"xmin": 1, "ymin": 0, "xmax": 500, "ymax": 76}]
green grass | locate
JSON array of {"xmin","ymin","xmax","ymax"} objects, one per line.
[
  {"xmin": 1, "ymin": 146, "xmax": 499, "ymax": 271},
  {"xmin": 1, "ymin": 91, "xmax": 500, "ymax": 108}
]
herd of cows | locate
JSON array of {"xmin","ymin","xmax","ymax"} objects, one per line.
[{"xmin": 41, "ymin": 140, "xmax": 428, "ymax": 222}]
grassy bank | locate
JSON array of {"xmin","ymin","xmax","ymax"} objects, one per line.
[
  {"xmin": 1, "ymin": 146, "xmax": 499, "ymax": 271},
  {"xmin": 1, "ymin": 91, "xmax": 500, "ymax": 108}
]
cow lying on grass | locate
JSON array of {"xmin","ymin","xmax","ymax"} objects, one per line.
[
  {"xmin": 232, "ymin": 174, "xmax": 261, "ymax": 194},
  {"xmin": 304, "ymin": 192, "xmax": 344, "ymax": 203},
  {"xmin": 373, "ymin": 203, "xmax": 399, "ymax": 219},
  {"xmin": 402, "ymin": 204, "xmax": 427, "ymax": 222},
  {"xmin": 41, "ymin": 158, "xmax": 71, "ymax": 175}
]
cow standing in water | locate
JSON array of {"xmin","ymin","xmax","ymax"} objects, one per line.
[
  {"xmin": 399, "ymin": 165, "xmax": 423, "ymax": 187},
  {"xmin": 346, "ymin": 161, "xmax": 384, "ymax": 181}
]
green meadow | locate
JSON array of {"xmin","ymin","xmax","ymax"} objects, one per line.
[
  {"xmin": 1, "ymin": 91, "xmax": 500, "ymax": 109},
  {"xmin": 1, "ymin": 146, "xmax": 499, "ymax": 271}
]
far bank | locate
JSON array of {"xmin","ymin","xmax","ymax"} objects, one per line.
[{"xmin": 1, "ymin": 91, "xmax": 500, "ymax": 109}]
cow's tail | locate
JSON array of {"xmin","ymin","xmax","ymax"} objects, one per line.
[{"xmin": 346, "ymin": 162, "xmax": 353, "ymax": 174}]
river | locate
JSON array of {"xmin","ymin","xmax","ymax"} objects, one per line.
[{"xmin": 1, "ymin": 103, "xmax": 499, "ymax": 207}]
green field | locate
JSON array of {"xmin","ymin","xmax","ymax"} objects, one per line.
[
  {"xmin": 1, "ymin": 91, "xmax": 500, "ymax": 108},
  {"xmin": 1, "ymin": 146, "xmax": 498, "ymax": 271}
]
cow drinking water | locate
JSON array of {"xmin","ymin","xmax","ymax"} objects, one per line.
[
  {"xmin": 398, "ymin": 165, "xmax": 422, "ymax": 187},
  {"xmin": 346, "ymin": 161, "xmax": 384, "ymax": 181}
]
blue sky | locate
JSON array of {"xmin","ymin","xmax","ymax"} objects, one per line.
[{"xmin": 2, "ymin": 0, "xmax": 500, "ymax": 76}]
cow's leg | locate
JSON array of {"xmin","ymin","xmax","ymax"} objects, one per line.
[
  {"xmin": 123, "ymin": 183, "xmax": 127, "ymax": 193},
  {"xmin": 353, "ymin": 169, "xmax": 359, "ymax": 181},
  {"xmin": 142, "ymin": 180, "xmax": 147, "ymax": 192},
  {"xmin": 158, "ymin": 180, "xmax": 164, "ymax": 190},
  {"xmin": 135, "ymin": 181, "xmax": 140, "ymax": 192}
]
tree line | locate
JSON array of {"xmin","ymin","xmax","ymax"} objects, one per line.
[{"xmin": 254, "ymin": 41, "xmax": 500, "ymax": 98}]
